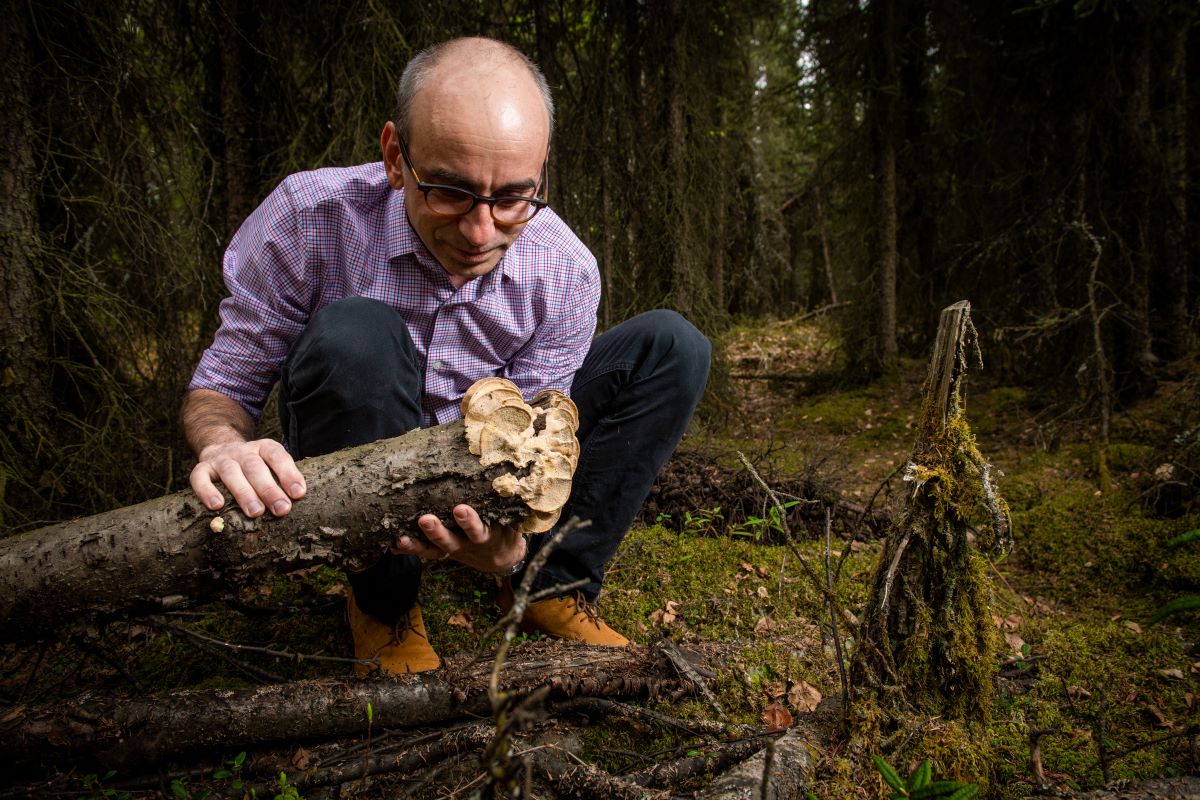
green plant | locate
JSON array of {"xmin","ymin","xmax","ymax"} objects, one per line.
[
  {"xmin": 872, "ymin": 756, "xmax": 979, "ymax": 799},
  {"xmin": 732, "ymin": 500, "xmax": 801, "ymax": 540},
  {"xmin": 80, "ymin": 771, "xmax": 131, "ymax": 800},
  {"xmin": 682, "ymin": 507, "xmax": 724, "ymax": 536},
  {"xmin": 212, "ymin": 751, "xmax": 248, "ymax": 795},
  {"xmin": 1149, "ymin": 528, "xmax": 1200, "ymax": 624},
  {"xmin": 273, "ymin": 771, "xmax": 302, "ymax": 800}
]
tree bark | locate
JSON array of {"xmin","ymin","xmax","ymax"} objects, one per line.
[
  {"xmin": 872, "ymin": 0, "xmax": 900, "ymax": 371},
  {"xmin": 0, "ymin": 421, "xmax": 537, "ymax": 642},
  {"xmin": 1, "ymin": 641, "xmax": 693, "ymax": 774},
  {"xmin": 0, "ymin": 0, "xmax": 51, "ymax": 423},
  {"xmin": 1160, "ymin": 23, "xmax": 1189, "ymax": 359},
  {"xmin": 693, "ymin": 728, "xmax": 815, "ymax": 800}
]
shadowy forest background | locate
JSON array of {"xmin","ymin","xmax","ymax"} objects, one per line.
[{"xmin": 1, "ymin": 0, "xmax": 1197, "ymax": 530}]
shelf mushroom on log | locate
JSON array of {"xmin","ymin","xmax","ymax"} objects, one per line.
[{"xmin": 0, "ymin": 378, "xmax": 581, "ymax": 642}]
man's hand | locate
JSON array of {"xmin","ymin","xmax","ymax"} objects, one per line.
[
  {"xmin": 182, "ymin": 389, "xmax": 307, "ymax": 518},
  {"xmin": 395, "ymin": 504, "xmax": 527, "ymax": 575},
  {"xmin": 190, "ymin": 439, "xmax": 307, "ymax": 518}
]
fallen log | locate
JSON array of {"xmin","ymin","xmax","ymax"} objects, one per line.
[
  {"xmin": 694, "ymin": 728, "xmax": 816, "ymax": 800},
  {"xmin": 0, "ymin": 382, "xmax": 579, "ymax": 642},
  {"xmin": 0, "ymin": 640, "xmax": 694, "ymax": 774}
]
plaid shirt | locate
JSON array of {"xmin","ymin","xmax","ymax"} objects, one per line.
[{"xmin": 189, "ymin": 162, "xmax": 599, "ymax": 426}]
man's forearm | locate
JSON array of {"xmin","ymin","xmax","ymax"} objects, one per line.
[{"xmin": 182, "ymin": 389, "xmax": 257, "ymax": 457}]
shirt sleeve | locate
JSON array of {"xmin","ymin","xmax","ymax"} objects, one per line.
[
  {"xmin": 188, "ymin": 178, "xmax": 315, "ymax": 420},
  {"xmin": 502, "ymin": 251, "xmax": 600, "ymax": 399}
]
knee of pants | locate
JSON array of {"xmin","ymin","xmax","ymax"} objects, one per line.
[
  {"xmin": 287, "ymin": 297, "xmax": 422, "ymax": 395},
  {"xmin": 631, "ymin": 309, "xmax": 713, "ymax": 382}
]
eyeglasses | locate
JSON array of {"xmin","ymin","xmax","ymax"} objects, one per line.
[{"xmin": 398, "ymin": 137, "xmax": 548, "ymax": 225}]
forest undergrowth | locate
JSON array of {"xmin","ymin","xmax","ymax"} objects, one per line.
[{"xmin": 2, "ymin": 315, "xmax": 1198, "ymax": 798}]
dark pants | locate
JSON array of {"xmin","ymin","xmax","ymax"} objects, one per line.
[{"xmin": 279, "ymin": 296, "xmax": 711, "ymax": 622}]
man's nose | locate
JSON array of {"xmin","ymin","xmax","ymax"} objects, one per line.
[{"xmin": 458, "ymin": 202, "xmax": 495, "ymax": 246}]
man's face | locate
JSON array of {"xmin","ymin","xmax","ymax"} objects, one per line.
[{"xmin": 382, "ymin": 63, "xmax": 550, "ymax": 283}]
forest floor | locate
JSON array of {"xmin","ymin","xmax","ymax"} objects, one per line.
[{"xmin": 2, "ymin": 315, "xmax": 1199, "ymax": 799}]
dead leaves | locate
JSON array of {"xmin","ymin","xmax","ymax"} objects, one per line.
[
  {"xmin": 761, "ymin": 702, "xmax": 792, "ymax": 729},
  {"xmin": 760, "ymin": 679, "xmax": 822, "ymax": 729},
  {"xmin": 447, "ymin": 610, "xmax": 473, "ymax": 632},
  {"xmin": 649, "ymin": 600, "xmax": 682, "ymax": 627}
]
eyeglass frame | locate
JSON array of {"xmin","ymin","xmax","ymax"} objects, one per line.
[{"xmin": 398, "ymin": 136, "xmax": 549, "ymax": 225}]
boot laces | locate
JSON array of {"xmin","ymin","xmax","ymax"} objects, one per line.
[{"xmin": 572, "ymin": 592, "xmax": 602, "ymax": 628}]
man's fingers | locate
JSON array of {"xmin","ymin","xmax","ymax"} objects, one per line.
[
  {"xmin": 239, "ymin": 455, "xmax": 292, "ymax": 517},
  {"xmin": 260, "ymin": 440, "xmax": 306, "ymax": 500},
  {"xmin": 452, "ymin": 505, "xmax": 489, "ymax": 544},
  {"xmin": 188, "ymin": 464, "xmax": 226, "ymax": 511},
  {"xmin": 213, "ymin": 458, "xmax": 266, "ymax": 517}
]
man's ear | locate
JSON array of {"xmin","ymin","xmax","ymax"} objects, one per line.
[{"xmin": 380, "ymin": 121, "xmax": 406, "ymax": 191}]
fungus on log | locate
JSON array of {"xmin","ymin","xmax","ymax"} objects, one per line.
[
  {"xmin": 851, "ymin": 300, "xmax": 1012, "ymax": 724},
  {"xmin": 463, "ymin": 383, "xmax": 580, "ymax": 533},
  {"xmin": 0, "ymin": 378, "xmax": 580, "ymax": 641}
]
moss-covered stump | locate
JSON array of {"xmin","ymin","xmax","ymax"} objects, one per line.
[{"xmin": 851, "ymin": 301, "xmax": 1012, "ymax": 730}]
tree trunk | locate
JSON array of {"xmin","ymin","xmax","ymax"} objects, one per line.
[
  {"xmin": 0, "ymin": 0, "xmax": 51, "ymax": 424},
  {"xmin": 852, "ymin": 301, "xmax": 1010, "ymax": 724},
  {"xmin": 872, "ymin": 0, "xmax": 900, "ymax": 371},
  {"xmin": 0, "ymin": 420, "xmax": 545, "ymax": 642},
  {"xmin": 1160, "ymin": 24, "xmax": 1189, "ymax": 359},
  {"xmin": 1, "ymin": 642, "xmax": 693, "ymax": 774},
  {"xmin": 217, "ymin": 0, "xmax": 256, "ymax": 238},
  {"xmin": 667, "ymin": 0, "xmax": 692, "ymax": 314}
]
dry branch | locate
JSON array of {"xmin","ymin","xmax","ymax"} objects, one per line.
[{"xmin": 0, "ymin": 641, "xmax": 694, "ymax": 774}]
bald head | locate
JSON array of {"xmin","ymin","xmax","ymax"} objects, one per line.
[{"xmin": 394, "ymin": 37, "xmax": 554, "ymax": 145}]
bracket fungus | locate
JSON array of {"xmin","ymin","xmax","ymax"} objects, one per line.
[{"xmin": 461, "ymin": 379, "xmax": 581, "ymax": 534}]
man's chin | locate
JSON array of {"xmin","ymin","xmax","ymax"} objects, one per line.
[{"xmin": 442, "ymin": 248, "xmax": 501, "ymax": 277}]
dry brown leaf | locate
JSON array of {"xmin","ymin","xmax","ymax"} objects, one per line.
[
  {"xmin": 757, "ymin": 586, "xmax": 770, "ymax": 599},
  {"xmin": 1123, "ymin": 621, "xmax": 1143, "ymax": 635},
  {"xmin": 740, "ymin": 561, "xmax": 756, "ymax": 573},
  {"xmin": 754, "ymin": 615, "xmax": 776, "ymax": 636},
  {"xmin": 447, "ymin": 610, "xmax": 473, "ymax": 632},
  {"xmin": 1003, "ymin": 613, "xmax": 1023, "ymax": 630},
  {"xmin": 761, "ymin": 702, "xmax": 792, "ymax": 730},
  {"xmin": 788, "ymin": 681, "xmax": 822, "ymax": 713},
  {"xmin": 755, "ymin": 565, "xmax": 770, "ymax": 579},
  {"xmin": 292, "ymin": 746, "xmax": 311, "ymax": 770},
  {"xmin": 1067, "ymin": 685, "xmax": 1092, "ymax": 701},
  {"xmin": 324, "ymin": 583, "xmax": 346, "ymax": 597},
  {"xmin": 1158, "ymin": 668, "xmax": 1185, "ymax": 681},
  {"xmin": 764, "ymin": 681, "xmax": 786, "ymax": 700},
  {"xmin": 1003, "ymin": 631, "xmax": 1026, "ymax": 654},
  {"xmin": 1144, "ymin": 704, "xmax": 1174, "ymax": 729},
  {"xmin": 1186, "ymin": 692, "xmax": 1196, "ymax": 709}
]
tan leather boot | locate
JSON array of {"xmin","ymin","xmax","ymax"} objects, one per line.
[
  {"xmin": 347, "ymin": 590, "xmax": 441, "ymax": 675},
  {"xmin": 498, "ymin": 583, "xmax": 630, "ymax": 647}
]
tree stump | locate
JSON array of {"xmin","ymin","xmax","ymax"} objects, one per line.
[{"xmin": 851, "ymin": 300, "xmax": 1011, "ymax": 725}]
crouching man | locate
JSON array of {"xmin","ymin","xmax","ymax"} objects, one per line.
[{"xmin": 183, "ymin": 36, "xmax": 710, "ymax": 673}]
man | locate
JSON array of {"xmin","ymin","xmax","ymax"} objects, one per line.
[{"xmin": 183, "ymin": 37, "xmax": 710, "ymax": 674}]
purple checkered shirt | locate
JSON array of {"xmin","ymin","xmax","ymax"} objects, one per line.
[{"xmin": 189, "ymin": 162, "xmax": 600, "ymax": 426}]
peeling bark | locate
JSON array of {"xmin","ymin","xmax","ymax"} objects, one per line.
[{"xmin": 0, "ymin": 421, "xmax": 536, "ymax": 642}]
